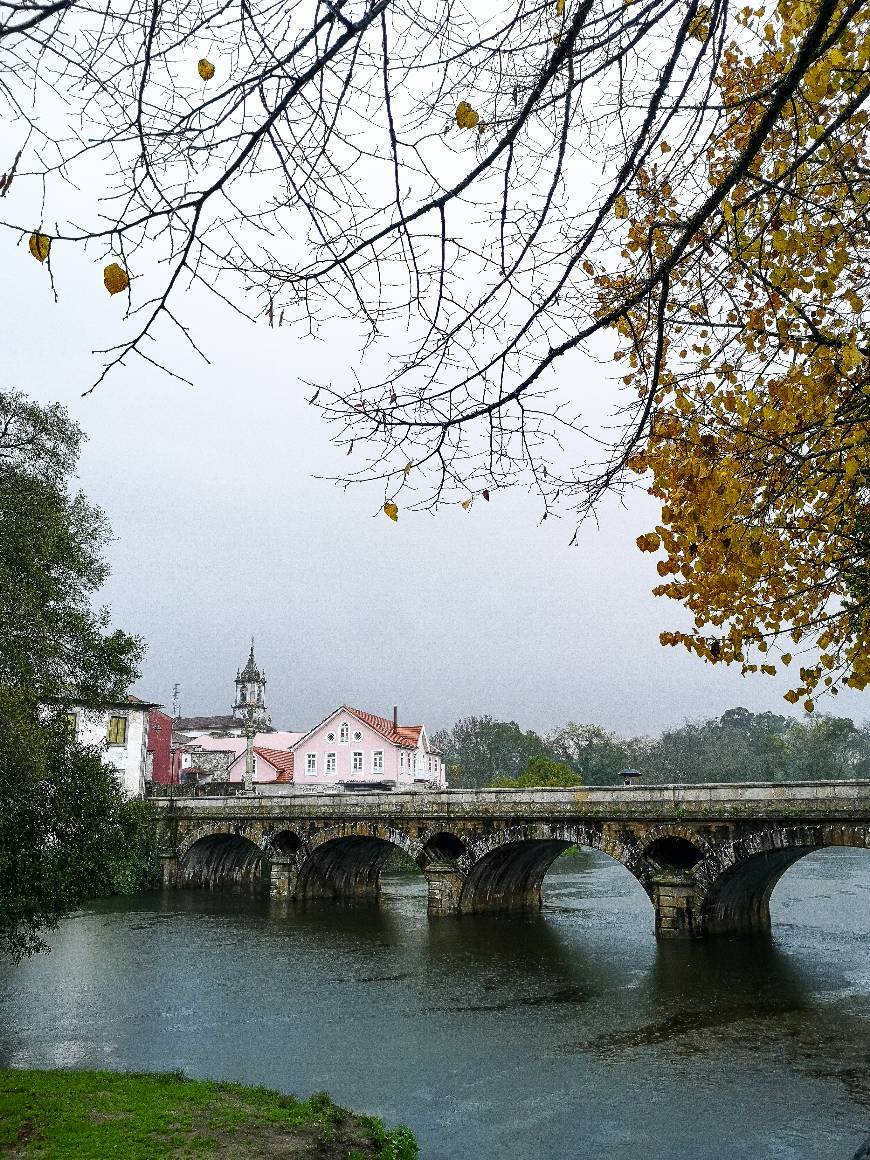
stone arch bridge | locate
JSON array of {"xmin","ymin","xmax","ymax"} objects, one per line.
[{"xmin": 151, "ymin": 782, "xmax": 870, "ymax": 938}]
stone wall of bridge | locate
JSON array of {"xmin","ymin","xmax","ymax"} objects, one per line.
[{"xmin": 149, "ymin": 784, "xmax": 870, "ymax": 939}]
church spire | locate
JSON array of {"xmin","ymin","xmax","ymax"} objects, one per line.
[{"xmin": 232, "ymin": 637, "xmax": 270, "ymax": 728}]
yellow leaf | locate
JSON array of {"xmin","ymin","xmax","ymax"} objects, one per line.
[
  {"xmin": 660, "ymin": 141, "xmax": 671, "ymax": 153},
  {"xmin": 198, "ymin": 58, "xmax": 215, "ymax": 81},
  {"xmin": 383, "ymin": 502, "xmax": 399, "ymax": 522},
  {"xmin": 28, "ymin": 232, "xmax": 51, "ymax": 263},
  {"xmin": 688, "ymin": 5, "xmax": 711, "ymax": 40},
  {"xmin": 783, "ymin": 690, "xmax": 800, "ymax": 704},
  {"xmin": 556, "ymin": 0, "xmax": 565, "ymax": 14},
  {"xmin": 636, "ymin": 532, "xmax": 661, "ymax": 552},
  {"xmin": 403, "ymin": 462, "xmax": 413, "ymax": 477},
  {"xmin": 461, "ymin": 498, "xmax": 473, "ymax": 510},
  {"xmin": 614, "ymin": 194, "xmax": 629, "ymax": 219},
  {"xmin": 103, "ymin": 262, "xmax": 129, "ymax": 295},
  {"xmin": 455, "ymin": 101, "xmax": 479, "ymax": 130},
  {"xmin": 842, "ymin": 339, "xmax": 863, "ymax": 371}
]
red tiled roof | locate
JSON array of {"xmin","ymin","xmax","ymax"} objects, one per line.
[
  {"xmin": 344, "ymin": 707, "xmax": 421, "ymax": 749},
  {"xmin": 254, "ymin": 746, "xmax": 295, "ymax": 782}
]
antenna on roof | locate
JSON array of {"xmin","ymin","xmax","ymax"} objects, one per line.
[{"xmin": 172, "ymin": 683, "xmax": 181, "ymax": 718}]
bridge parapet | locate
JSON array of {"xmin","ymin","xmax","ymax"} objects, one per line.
[{"xmin": 148, "ymin": 782, "xmax": 870, "ymax": 939}]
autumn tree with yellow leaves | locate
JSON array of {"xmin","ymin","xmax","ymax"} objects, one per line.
[
  {"xmin": 610, "ymin": 0, "xmax": 870, "ymax": 705},
  {"xmin": 0, "ymin": 0, "xmax": 867, "ymax": 705}
]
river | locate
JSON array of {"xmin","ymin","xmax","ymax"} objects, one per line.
[{"xmin": 1, "ymin": 848, "xmax": 868, "ymax": 1159}]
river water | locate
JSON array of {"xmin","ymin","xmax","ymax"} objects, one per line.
[{"xmin": 1, "ymin": 849, "xmax": 868, "ymax": 1159}]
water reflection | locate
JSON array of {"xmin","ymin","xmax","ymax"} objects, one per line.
[{"xmin": 1, "ymin": 850, "xmax": 868, "ymax": 1159}]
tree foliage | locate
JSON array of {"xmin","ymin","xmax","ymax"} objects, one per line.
[
  {"xmin": 0, "ymin": 390, "xmax": 145, "ymax": 959},
  {"xmin": 435, "ymin": 705, "xmax": 870, "ymax": 786},
  {"xmin": 547, "ymin": 722, "xmax": 631, "ymax": 782},
  {"xmin": 431, "ymin": 716, "xmax": 548, "ymax": 787},
  {"xmin": 489, "ymin": 753, "xmax": 582, "ymax": 788},
  {"xmin": 623, "ymin": 0, "xmax": 870, "ymax": 706},
  {"xmin": 1, "ymin": 0, "xmax": 868, "ymax": 705}
]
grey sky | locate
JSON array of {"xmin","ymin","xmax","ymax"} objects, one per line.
[{"xmin": 7, "ymin": 241, "xmax": 869, "ymax": 740}]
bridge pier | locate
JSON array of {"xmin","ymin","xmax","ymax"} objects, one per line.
[
  {"xmin": 269, "ymin": 858, "xmax": 299, "ymax": 899},
  {"xmin": 159, "ymin": 854, "xmax": 180, "ymax": 889},
  {"xmin": 652, "ymin": 871, "xmax": 700, "ymax": 938},
  {"xmin": 424, "ymin": 860, "xmax": 465, "ymax": 915}
]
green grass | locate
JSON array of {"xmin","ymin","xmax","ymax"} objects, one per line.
[{"xmin": 0, "ymin": 1069, "xmax": 418, "ymax": 1159}]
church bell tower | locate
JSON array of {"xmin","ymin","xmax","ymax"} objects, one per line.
[{"xmin": 232, "ymin": 639, "xmax": 271, "ymax": 728}]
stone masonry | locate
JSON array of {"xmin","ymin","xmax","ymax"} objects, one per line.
[{"xmin": 150, "ymin": 782, "xmax": 870, "ymax": 939}]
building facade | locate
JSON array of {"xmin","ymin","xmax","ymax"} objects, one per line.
[
  {"xmin": 146, "ymin": 708, "xmax": 174, "ymax": 784},
  {"xmin": 283, "ymin": 706, "xmax": 445, "ymax": 793},
  {"xmin": 166, "ymin": 643, "xmax": 443, "ymax": 794},
  {"xmin": 65, "ymin": 695, "xmax": 157, "ymax": 798}
]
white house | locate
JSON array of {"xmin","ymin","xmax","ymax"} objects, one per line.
[{"xmin": 64, "ymin": 695, "xmax": 157, "ymax": 798}]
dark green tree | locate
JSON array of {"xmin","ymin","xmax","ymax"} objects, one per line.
[
  {"xmin": 0, "ymin": 390, "xmax": 145, "ymax": 959},
  {"xmin": 489, "ymin": 754, "xmax": 582, "ymax": 789},
  {"xmin": 547, "ymin": 723, "xmax": 630, "ymax": 784},
  {"xmin": 431, "ymin": 716, "xmax": 548, "ymax": 788}
]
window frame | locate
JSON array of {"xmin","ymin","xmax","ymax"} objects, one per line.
[
  {"xmin": 352, "ymin": 751, "xmax": 363, "ymax": 773},
  {"xmin": 372, "ymin": 750, "xmax": 384, "ymax": 773},
  {"xmin": 326, "ymin": 752, "xmax": 336, "ymax": 773},
  {"xmin": 339, "ymin": 722, "xmax": 349, "ymax": 744},
  {"xmin": 305, "ymin": 752, "xmax": 317, "ymax": 775},
  {"xmin": 107, "ymin": 715, "xmax": 128, "ymax": 746}
]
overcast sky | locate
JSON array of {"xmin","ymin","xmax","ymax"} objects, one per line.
[{"xmin": 6, "ymin": 237, "xmax": 869, "ymax": 740}]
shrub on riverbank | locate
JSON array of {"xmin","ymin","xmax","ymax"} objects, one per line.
[
  {"xmin": 102, "ymin": 800, "xmax": 160, "ymax": 895},
  {"xmin": 0, "ymin": 1068, "xmax": 419, "ymax": 1159}
]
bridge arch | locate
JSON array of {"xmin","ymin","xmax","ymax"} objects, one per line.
[
  {"xmin": 695, "ymin": 824, "xmax": 870, "ymax": 935},
  {"xmin": 457, "ymin": 823, "xmax": 650, "ymax": 915},
  {"xmin": 295, "ymin": 822, "xmax": 421, "ymax": 902},
  {"xmin": 178, "ymin": 830, "xmax": 266, "ymax": 891}
]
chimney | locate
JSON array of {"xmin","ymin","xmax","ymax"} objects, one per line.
[{"xmin": 393, "ymin": 705, "xmax": 398, "ymax": 732}]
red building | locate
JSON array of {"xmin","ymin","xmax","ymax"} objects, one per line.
[{"xmin": 146, "ymin": 708, "xmax": 175, "ymax": 784}]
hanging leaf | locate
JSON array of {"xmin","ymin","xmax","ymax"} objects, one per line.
[
  {"xmin": 614, "ymin": 194, "xmax": 629, "ymax": 219},
  {"xmin": 455, "ymin": 101, "xmax": 479, "ymax": 129},
  {"xmin": 403, "ymin": 462, "xmax": 413, "ymax": 477},
  {"xmin": 556, "ymin": 0, "xmax": 565, "ymax": 14},
  {"xmin": 482, "ymin": 489, "xmax": 490, "ymax": 501},
  {"xmin": 198, "ymin": 58, "xmax": 216, "ymax": 81},
  {"xmin": 28, "ymin": 232, "xmax": 51, "ymax": 263},
  {"xmin": 688, "ymin": 6, "xmax": 711, "ymax": 40},
  {"xmin": 383, "ymin": 501, "xmax": 399, "ymax": 522},
  {"xmin": 461, "ymin": 498, "xmax": 473, "ymax": 510},
  {"xmin": 103, "ymin": 262, "xmax": 129, "ymax": 295}
]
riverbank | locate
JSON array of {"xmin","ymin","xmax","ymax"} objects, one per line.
[{"xmin": 0, "ymin": 1068, "xmax": 418, "ymax": 1159}]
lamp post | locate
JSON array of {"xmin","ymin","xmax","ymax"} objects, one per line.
[{"xmin": 242, "ymin": 700, "xmax": 257, "ymax": 795}]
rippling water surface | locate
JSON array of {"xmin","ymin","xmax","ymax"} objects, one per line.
[{"xmin": 1, "ymin": 849, "xmax": 869, "ymax": 1159}]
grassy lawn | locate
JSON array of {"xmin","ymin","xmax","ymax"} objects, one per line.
[{"xmin": 0, "ymin": 1069, "xmax": 418, "ymax": 1159}]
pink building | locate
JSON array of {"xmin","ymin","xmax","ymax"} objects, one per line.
[{"xmin": 287, "ymin": 706, "xmax": 445, "ymax": 791}]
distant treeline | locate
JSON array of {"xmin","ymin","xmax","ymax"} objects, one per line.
[{"xmin": 431, "ymin": 708, "xmax": 870, "ymax": 788}]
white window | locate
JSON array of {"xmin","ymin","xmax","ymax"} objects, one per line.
[
  {"xmin": 326, "ymin": 752, "xmax": 336, "ymax": 773},
  {"xmin": 352, "ymin": 751, "xmax": 363, "ymax": 773},
  {"xmin": 340, "ymin": 723, "xmax": 349, "ymax": 743},
  {"xmin": 373, "ymin": 751, "xmax": 384, "ymax": 772},
  {"xmin": 428, "ymin": 757, "xmax": 432, "ymax": 771},
  {"xmin": 306, "ymin": 753, "xmax": 317, "ymax": 775},
  {"xmin": 400, "ymin": 752, "xmax": 404, "ymax": 768}
]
